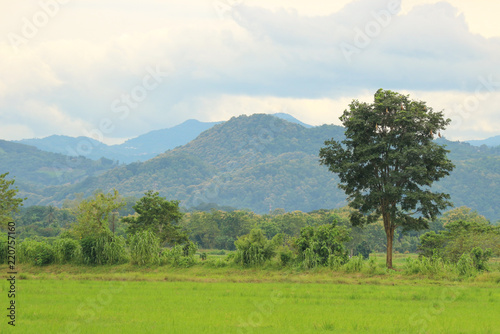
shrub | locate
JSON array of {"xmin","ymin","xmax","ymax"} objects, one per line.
[
  {"xmin": 161, "ymin": 243, "xmax": 197, "ymax": 267},
  {"xmin": 278, "ymin": 247, "xmax": 293, "ymax": 267},
  {"xmin": 80, "ymin": 234, "xmax": 128, "ymax": 265},
  {"xmin": 18, "ymin": 239, "xmax": 55, "ymax": 266},
  {"xmin": 129, "ymin": 230, "xmax": 160, "ymax": 265},
  {"xmin": 233, "ymin": 229, "xmax": 282, "ymax": 266},
  {"xmin": 53, "ymin": 238, "xmax": 81, "ymax": 264},
  {"xmin": 470, "ymin": 247, "xmax": 493, "ymax": 271},
  {"xmin": 328, "ymin": 254, "xmax": 343, "ymax": 271},
  {"xmin": 104, "ymin": 236, "xmax": 128, "ymax": 264},
  {"xmin": 457, "ymin": 253, "xmax": 476, "ymax": 277},
  {"xmin": 295, "ymin": 223, "xmax": 350, "ymax": 267},
  {"xmin": 0, "ymin": 236, "xmax": 7, "ymax": 264},
  {"xmin": 343, "ymin": 255, "xmax": 364, "ymax": 273}
]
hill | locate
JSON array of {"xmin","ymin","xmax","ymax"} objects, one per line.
[
  {"xmin": 0, "ymin": 140, "xmax": 117, "ymax": 205},
  {"xmin": 15, "ymin": 119, "xmax": 221, "ymax": 163},
  {"xmin": 466, "ymin": 135, "xmax": 500, "ymax": 148},
  {"xmin": 32, "ymin": 114, "xmax": 499, "ymax": 221}
]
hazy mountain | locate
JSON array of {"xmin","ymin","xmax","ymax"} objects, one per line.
[
  {"xmin": 466, "ymin": 135, "xmax": 500, "ymax": 147},
  {"xmin": 15, "ymin": 119, "xmax": 221, "ymax": 163},
  {"xmin": 272, "ymin": 113, "xmax": 313, "ymax": 128},
  {"xmin": 29, "ymin": 114, "xmax": 499, "ymax": 221},
  {"xmin": 0, "ymin": 140, "xmax": 117, "ymax": 205}
]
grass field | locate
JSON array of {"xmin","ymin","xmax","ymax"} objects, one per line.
[
  {"xmin": 1, "ymin": 253, "xmax": 499, "ymax": 333},
  {"xmin": 1, "ymin": 279, "xmax": 499, "ymax": 333}
]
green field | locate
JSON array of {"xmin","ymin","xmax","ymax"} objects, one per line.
[{"xmin": 1, "ymin": 268, "xmax": 499, "ymax": 333}]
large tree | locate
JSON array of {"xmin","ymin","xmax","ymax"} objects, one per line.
[
  {"xmin": 124, "ymin": 190, "xmax": 187, "ymax": 245},
  {"xmin": 72, "ymin": 189, "xmax": 125, "ymax": 238},
  {"xmin": 0, "ymin": 172, "xmax": 25, "ymax": 229},
  {"xmin": 319, "ymin": 89, "xmax": 455, "ymax": 268}
]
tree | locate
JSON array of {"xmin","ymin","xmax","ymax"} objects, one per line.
[
  {"xmin": 72, "ymin": 189, "xmax": 125, "ymax": 238},
  {"xmin": 0, "ymin": 172, "xmax": 25, "ymax": 229},
  {"xmin": 123, "ymin": 190, "xmax": 187, "ymax": 245},
  {"xmin": 319, "ymin": 89, "xmax": 454, "ymax": 268}
]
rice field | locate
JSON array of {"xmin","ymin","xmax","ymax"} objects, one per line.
[{"xmin": 1, "ymin": 277, "xmax": 499, "ymax": 333}]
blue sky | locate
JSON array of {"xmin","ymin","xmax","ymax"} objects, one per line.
[{"xmin": 1, "ymin": 0, "xmax": 499, "ymax": 144}]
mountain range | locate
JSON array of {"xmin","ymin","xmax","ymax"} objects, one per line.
[
  {"xmin": 14, "ymin": 114, "xmax": 311, "ymax": 164},
  {"xmin": 3, "ymin": 113, "xmax": 499, "ymax": 222}
]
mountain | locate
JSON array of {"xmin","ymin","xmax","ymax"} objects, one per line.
[
  {"xmin": 15, "ymin": 119, "xmax": 221, "ymax": 163},
  {"xmin": 29, "ymin": 114, "xmax": 499, "ymax": 221},
  {"xmin": 118, "ymin": 119, "xmax": 222, "ymax": 161},
  {"xmin": 0, "ymin": 140, "xmax": 117, "ymax": 205},
  {"xmin": 272, "ymin": 113, "xmax": 313, "ymax": 128},
  {"xmin": 466, "ymin": 135, "xmax": 500, "ymax": 147}
]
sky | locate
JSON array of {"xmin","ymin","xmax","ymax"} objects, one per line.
[{"xmin": 1, "ymin": 0, "xmax": 499, "ymax": 145}]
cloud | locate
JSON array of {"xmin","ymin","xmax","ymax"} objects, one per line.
[{"xmin": 0, "ymin": 0, "xmax": 498, "ymax": 143}]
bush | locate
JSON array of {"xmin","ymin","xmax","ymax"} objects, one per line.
[
  {"xmin": 18, "ymin": 239, "xmax": 55, "ymax": 266},
  {"xmin": 53, "ymin": 238, "xmax": 81, "ymax": 264},
  {"xmin": 457, "ymin": 253, "xmax": 476, "ymax": 277},
  {"xmin": 161, "ymin": 243, "xmax": 197, "ymax": 267},
  {"xmin": 328, "ymin": 254, "xmax": 343, "ymax": 270},
  {"xmin": 80, "ymin": 234, "xmax": 128, "ymax": 265},
  {"xmin": 470, "ymin": 247, "xmax": 493, "ymax": 271},
  {"xmin": 0, "ymin": 236, "xmax": 7, "ymax": 264},
  {"xmin": 343, "ymin": 255, "xmax": 364, "ymax": 273},
  {"xmin": 233, "ymin": 229, "xmax": 282, "ymax": 266},
  {"xmin": 129, "ymin": 230, "xmax": 160, "ymax": 265},
  {"xmin": 278, "ymin": 247, "xmax": 293, "ymax": 267},
  {"xmin": 295, "ymin": 223, "xmax": 350, "ymax": 267}
]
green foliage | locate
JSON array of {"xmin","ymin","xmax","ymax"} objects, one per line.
[
  {"xmin": 328, "ymin": 254, "xmax": 343, "ymax": 270},
  {"xmin": 403, "ymin": 255, "xmax": 449, "ymax": 276},
  {"xmin": 72, "ymin": 189, "xmax": 125, "ymax": 238},
  {"xmin": 0, "ymin": 235, "xmax": 7, "ymax": 264},
  {"xmin": 160, "ymin": 244, "xmax": 197, "ymax": 267},
  {"xmin": 418, "ymin": 231, "xmax": 447, "ymax": 258},
  {"xmin": 457, "ymin": 253, "xmax": 476, "ymax": 277},
  {"xmin": 129, "ymin": 230, "xmax": 160, "ymax": 265},
  {"xmin": 18, "ymin": 238, "xmax": 55, "ymax": 266},
  {"xmin": 470, "ymin": 247, "xmax": 493, "ymax": 271},
  {"xmin": 419, "ymin": 219, "xmax": 500, "ymax": 264},
  {"xmin": 343, "ymin": 254, "xmax": 364, "ymax": 273},
  {"xmin": 124, "ymin": 190, "xmax": 187, "ymax": 246},
  {"xmin": 53, "ymin": 238, "xmax": 81, "ymax": 264},
  {"xmin": 80, "ymin": 233, "xmax": 128, "ymax": 265},
  {"xmin": 0, "ymin": 172, "xmax": 25, "ymax": 229},
  {"xmin": 295, "ymin": 223, "xmax": 350, "ymax": 267},
  {"xmin": 0, "ymin": 140, "xmax": 116, "ymax": 204},
  {"xmin": 233, "ymin": 229, "xmax": 282, "ymax": 266},
  {"xmin": 319, "ymin": 89, "xmax": 454, "ymax": 268},
  {"xmin": 278, "ymin": 246, "xmax": 294, "ymax": 267}
]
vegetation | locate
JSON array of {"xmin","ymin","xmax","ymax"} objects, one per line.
[
  {"xmin": 320, "ymin": 89, "xmax": 454, "ymax": 268},
  {"xmin": 1, "ymin": 272, "xmax": 499, "ymax": 333},
  {"xmin": 72, "ymin": 189, "xmax": 125, "ymax": 238},
  {"xmin": 0, "ymin": 172, "xmax": 25, "ymax": 229},
  {"xmin": 233, "ymin": 229, "xmax": 282, "ymax": 266},
  {"xmin": 123, "ymin": 190, "xmax": 187, "ymax": 246},
  {"xmin": 2, "ymin": 115, "xmax": 499, "ymax": 222}
]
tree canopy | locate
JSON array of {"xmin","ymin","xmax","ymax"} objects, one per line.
[
  {"xmin": 72, "ymin": 189, "xmax": 125, "ymax": 238},
  {"xmin": 319, "ymin": 89, "xmax": 455, "ymax": 268},
  {"xmin": 123, "ymin": 190, "xmax": 187, "ymax": 245},
  {"xmin": 0, "ymin": 172, "xmax": 25, "ymax": 229}
]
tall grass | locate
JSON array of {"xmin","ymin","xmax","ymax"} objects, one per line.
[{"xmin": 129, "ymin": 230, "xmax": 160, "ymax": 265}]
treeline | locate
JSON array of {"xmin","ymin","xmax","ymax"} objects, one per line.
[{"xmin": 2, "ymin": 189, "xmax": 498, "ymax": 279}]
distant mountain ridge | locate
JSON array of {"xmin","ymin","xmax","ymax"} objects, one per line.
[
  {"xmin": 14, "ymin": 113, "xmax": 497, "ymax": 222},
  {"xmin": 13, "ymin": 114, "xmax": 311, "ymax": 163},
  {"xmin": 466, "ymin": 135, "xmax": 500, "ymax": 147}
]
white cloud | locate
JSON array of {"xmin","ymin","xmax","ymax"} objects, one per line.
[{"xmin": 0, "ymin": 0, "xmax": 498, "ymax": 143}]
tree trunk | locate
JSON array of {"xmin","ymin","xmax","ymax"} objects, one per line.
[
  {"xmin": 386, "ymin": 227, "xmax": 394, "ymax": 269},
  {"xmin": 382, "ymin": 211, "xmax": 394, "ymax": 269}
]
